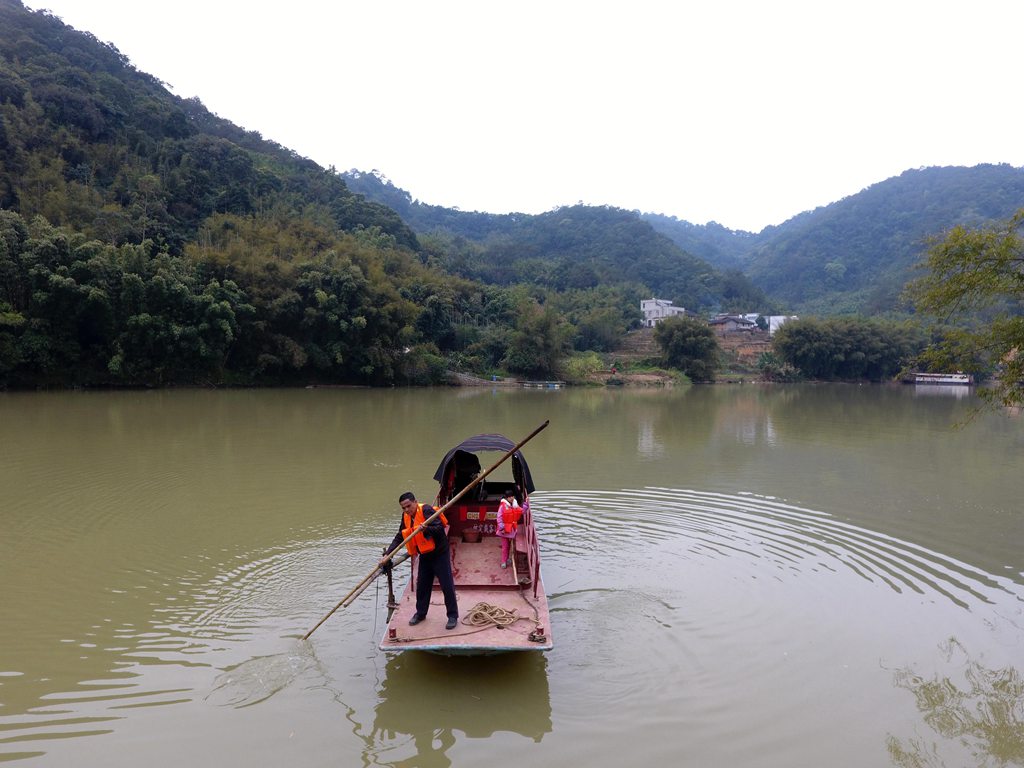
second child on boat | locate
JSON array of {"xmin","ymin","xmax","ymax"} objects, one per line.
[{"xmin": 496, "ymin": 488, "xmax": 522, "ymax": 568}]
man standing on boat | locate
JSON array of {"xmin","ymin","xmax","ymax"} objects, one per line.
[{"xmin": 381, "ymin": 492, "xmax": 459, "ymax": 630}]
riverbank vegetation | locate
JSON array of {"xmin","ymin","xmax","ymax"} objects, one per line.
[
  {"xmin": 908, "ymin": 209, "xmax": 1024, "ymax": 408},
  {"xmin": 653, "ymin": 316, "xmax": 720, "ymax": 383},
  {"xmin": 770, "ymin": 317, "xmax": 926, "ymax": 382}
]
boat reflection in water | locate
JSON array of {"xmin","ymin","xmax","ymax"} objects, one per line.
[
  {"xmin": 913, "ymin": 383, "xmax": 973, "ymax": 398},
  {"xmin": 363, "ymin": 652, "xmax": 552, "ymax": 767},
  {"xmin": 911, "ymin": 371, "xmax": 974, "ymax": 399}
]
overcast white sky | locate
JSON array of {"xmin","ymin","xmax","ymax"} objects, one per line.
[{"xmin": 25, "ymin": 0, "xmax": 1024, "ymax": 232}]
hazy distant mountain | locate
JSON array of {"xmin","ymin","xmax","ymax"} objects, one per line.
[
  {"xmin": 643, "ymin": 165, "xmax": 1024, "ymax": 314},
  {"xmin": 639, "ymin": 215, "xmax": 759, "ymax": 271},
  {"xmin": 348, "ymin": 164, "xmax": 1024, "ymax": 316},
  {"xmin": 342, "ymin": 171, "xmax": 770, "ymax": 312},
  {"xmin": 744, "ymin": 165, "xmax": 1024, "ymax": 313},
  {"xmin": 348, "ymin": 163, "xmax": 1024, "ymax": 317}
]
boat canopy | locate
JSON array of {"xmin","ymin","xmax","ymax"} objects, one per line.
[{"xmin": 433, "ymin": 434, "xmax": 536, "ymax": 494}]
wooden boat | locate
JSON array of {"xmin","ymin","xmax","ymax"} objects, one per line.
[{"xmin": 379, "ymin": 434, "xmax": 553, "ymax": 655}]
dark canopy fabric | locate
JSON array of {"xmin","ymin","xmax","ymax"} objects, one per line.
[{"xmin": 433, "ymin": 434, "xmax": 535, "ymax": 493}]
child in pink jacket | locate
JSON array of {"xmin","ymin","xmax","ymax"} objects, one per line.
[{"xmin": 496, "ymin": 488, "xmax": 522, "ymax": 568}]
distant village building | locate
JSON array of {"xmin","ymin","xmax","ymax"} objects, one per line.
[
  {"xmin": 709, "ymin": 314, "xmax": 758, "ymax": 334},
  {"xmin": 641, "ymin": 298, "xmax": 691, "ymax": 327},
  {"xmin": 766, "ymin": 315, "xmax": 798, "ymax": 336}
]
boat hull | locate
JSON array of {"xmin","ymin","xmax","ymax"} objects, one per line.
[{"xmin": 380, "ymin": 534, "xmax": 552, "ymax": 655}]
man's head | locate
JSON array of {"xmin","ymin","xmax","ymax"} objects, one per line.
[
  {"xmin": 504, "ymin": 488, "xmax": 515, "ymax": 499},
  {"xmin": 399, "ymin": 491, "xmax": 416, "ymax": 514}
]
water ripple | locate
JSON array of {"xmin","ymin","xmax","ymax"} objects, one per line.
[
  {"xmin": 534, "ymin": 488, "xmax": 1023, "ymax": 611},
  {"xmin": 0, "ymin": 525, "xmax": 380, "ymax": 761}
]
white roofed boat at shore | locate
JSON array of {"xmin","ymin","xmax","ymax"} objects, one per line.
[{"xmin": 913, "ymin": 372, "xmax": 973, "ymax": 385}]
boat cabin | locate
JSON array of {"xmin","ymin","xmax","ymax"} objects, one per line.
[{"xmin": 433, "ymin": 434, "xmax": 540, "ymax": 599}]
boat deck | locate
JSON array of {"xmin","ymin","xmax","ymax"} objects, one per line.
[
  {"xmin": 380, "ymin": 535, "xmax": 552, "ymax": 654},
  {"xmin": 450, "ymin": 531, "xmax": 528, "ymax": 587}
]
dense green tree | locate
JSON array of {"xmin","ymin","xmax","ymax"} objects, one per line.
[
  {"xmin": 572, "ymin": 306, "xmax": 627, "ymax": 352},
  {"xmin": 501, "ymin": 301, "xmax": 573, "ymax": 379},
  {"xmin": 907, "ymin": 209, "xmax": 1024, "ymax": 407},
  {"xmin": 0, "ymin": 206, "xmax": 434, "ymax": 387},
  {"xmin": 756, "ymin": 351, "xmax": 800, "ymax": 382},
  {"xmin": 653, "ymin": 316, "xmax": 721, "ymax": 382},
  {"xmin": 544, "ymin": 283, "xmax": 641, "ymax": 352},
  {"xmin": 772, "ymin": 317, "xmax": 925, "ymax": 381},
  {"xmin": 0, "ymin": 299, "xmax": 23, "ymax": 374}
]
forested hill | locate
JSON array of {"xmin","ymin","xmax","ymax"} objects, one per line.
[
  {"xmin": 0, "ymin": 1, "xmax": 460, "ymax": 388},
  {"xmin": 0, "ymin": 1, "xmax": 415, "ymax": 251},
  {"xmin": 0, "ymin": 0, "xmax": 762, "ymax": 389},
  {"xmin": 342, "ymin": 171, "xmax": 770, "ymax": 312},
  {"xmin": 642, "ymin": 164, "xmax": 1024, "ymax": 314},
  {"xmin": 741, "ymin": 165, "xmax": 1024, "ymax": 314},
  {"xmin": 638, "ymin": 215, "xmax": 757, "ymax": 272},
  {"xmin": 347, "ymin": 161, "xmax": 1024, "ymax": 317},
  {"xmin": 6, "ymin": 0, "xmax": 1015, "ymax": 392}
]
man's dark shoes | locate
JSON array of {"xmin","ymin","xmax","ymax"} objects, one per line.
[
  {"xmin": 409, "ymin": 614, "xmax": 425, "ymax": 626},
  {"xmin": 445, "ymin": 617, "xmax": 457, "ymax": 630}
]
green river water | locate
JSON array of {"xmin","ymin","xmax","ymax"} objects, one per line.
[{"xmin": 1, "ymin": 384, "xmax": 1021, "ymax": 767}]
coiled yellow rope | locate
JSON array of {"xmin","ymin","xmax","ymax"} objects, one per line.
[{"xmin": 462, "ymin": 602, "xmax": 520, "ymax": 629}]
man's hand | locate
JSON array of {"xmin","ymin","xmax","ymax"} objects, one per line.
[
  {"xmin": 423, "ymin": 518, "xmax": 444, "ymax": 540},
  {"xmin": 380, "ymin": 558, "xmax": 392, "ymax": 575}
]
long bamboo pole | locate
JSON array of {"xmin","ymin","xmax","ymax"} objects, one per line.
[{"xmin": 302, "ymin": 419, "xmax": 550, "ymax": 640}]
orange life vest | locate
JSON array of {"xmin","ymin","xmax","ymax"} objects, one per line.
[
  {"xmin": 498, "ymin": 498, "xmax": 522, "ymax": 535},
  {"xmin": 402, "ymin": 503, "xmax": 448, "ymax": 556}
]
